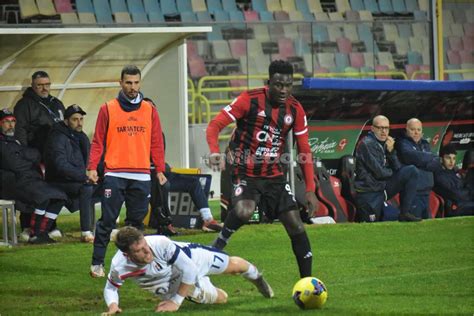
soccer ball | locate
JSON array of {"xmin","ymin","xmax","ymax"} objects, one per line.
[{"xmin": 292, "ymin": 277, "xmax": 328, "ymax": 309}]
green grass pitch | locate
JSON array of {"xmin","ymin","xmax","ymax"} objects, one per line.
[{"xmin": 0, "ymin": 202, "xmax": 473, "ymax": 315}]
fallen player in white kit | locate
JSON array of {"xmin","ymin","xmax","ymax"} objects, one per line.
[{"xmin": 102, "ymin": 226, "xmax": 273, "ymax": 314}]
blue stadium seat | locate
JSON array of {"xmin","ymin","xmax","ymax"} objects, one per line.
[
  {"xmin": 110, "ymin": 0, "xmax": 128, "ymax": 13},
  {"xmin": 407, "ymin": 51, "xmax": 422, "ymax": 64},
  {"xmin": 259, "ymin": 11, "xmax": 274, "ymax": 21},
  {"xmin": 148, "ymin": 10, "xmax": 165, "ymax": 22},
  {"xmin": 363, "ymin": 0, "xmax": 379, "ymax": 14},
  {"xmin": 358, "ymin": 24, "xmax": 378, "ymax": 53},
  {"xmin": 76, "ymin": 0, "xmax": 94, "ymax": 13},
  {"xmin": 378, "ymin": 0, "xmax": 393, "ymax": 14},
  {"xmin": 93, "ymin": 0, "xmax": 114, "ymax": 23},
  {"xmin": 349, "ymin": 0, "xmax": 365, "ymax": 11},
  {"xmin": 404, "ymin": 0, "xmax": 418, "ymax": 12},
  {"xmin": 207, "ymin": 26, "xmax": 223, "ymax": 40},
  {"xmin": 207, "ymin": 0, "xmax": 223, "ymax": 13},
  {"xmin": 176, "ymin": 0, "xmax": 193, "ymax": 13},
  {"xmin": 335, "ymin": 53, "xmax": 350, "ymax": 69},
  {"xmin": 127, "ymin": 0, "xmax": 146, "ymax": 14},
  {"xmin": 302, "ymin": 11, "xmax": 314, "ymax": 21},
  {"xmin": 252, "ymin": 0, "xmax": 267, "ymax": 12},
  {"xmin": 295, "ymin": 0, "xmax": 310, "ymax": 13},
  {"xmin": 143, "ymin": 0, "xmax": 161, "ymax": 13},
  {"xmin": 213, "ymin": 10, "xmax": 229, "ymax": 21},
  {"xmin": 392, "ymin": 0, "xmax": 406, "ymax": 13},
  {"xmin": 228, "ymin": 10, "xmax": 244, "ymax": 21},
  {"xmin": 413, "ymin": 10, "xmax": 426, "ymax": 20},
  {"xmin": 222, "ymin": 0, "xmax": 239, "ymax": 12},
  {"xmin": 161, "ymin": 0, "xmax": 179, "ymax": 16},
  {"xmin": 181, "ymin": 11, "xmax": 196, "ymax": 22},
  {"xmin": 131, "ymin": 12, "xmax": 148, "ymax": 22},
  {"xmin": 313, "ymin": 25, "xmax": 329, "ymax": 42}
]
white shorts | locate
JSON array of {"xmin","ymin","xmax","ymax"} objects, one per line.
[{"xmin": 158, "ymin": 244, "xmax": 229, "ymax": 304}]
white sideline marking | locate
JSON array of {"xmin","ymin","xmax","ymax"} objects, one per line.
[{"xmin": 331, "ymin": 266, "xmax": 473, "ymax": 286}]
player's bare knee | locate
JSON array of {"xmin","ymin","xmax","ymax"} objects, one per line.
[
  {"xmin": 215, "ymin": 288, "xmax": 228, "ymax": 304},
  {"xmin": 225, "ymin": 256, "xmax": 247, "ymax": 274}
]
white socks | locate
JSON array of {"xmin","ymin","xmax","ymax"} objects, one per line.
[
  {"xmin": 242, "ymin": 263, "xmax": 259, "ymax": 281},
  {"xmin": 199, "ymin": 208, "xmax": 213, "ymax": 221}
]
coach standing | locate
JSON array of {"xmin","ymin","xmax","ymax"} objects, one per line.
[{"xmin": 87, "ymin": 65, "xmax": 166, "ymax": 278}]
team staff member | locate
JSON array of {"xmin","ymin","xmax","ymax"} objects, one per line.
[
  {"xmin": 206, "ymin": 60, "xmax": 319, "ymax": 278},
  {"xmin": 0, "ymin": 109, "xmax": 67, "ymax": 244},
  {"xmin": 87, "ymin": 65, "xmax": 166, "ymax": 278},
  {"xmin": 14, "ymin": 70, "xmax": 65, "ymax": 154}
]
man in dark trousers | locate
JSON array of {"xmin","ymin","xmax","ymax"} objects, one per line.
[
  {"xmin": 14, "ymin": 70, "xmax": 66, "ymax": 239},
  {"xmin": 355, "ymin": 115, "xmax": 421, "ymax": 222},
  {"xmin": 0, "ymin": 109, "xmax": 67, "ymax": 244},
  {"xmin": 206, "ymin": 60, "xmax": 319, "ymax": 279},
  {"xmin": 87, "ymin": 65, "xmax": 166, "ymax": 278},
  {"xmin": 44, "ymin": 104, "xmax": 95, "ymax": 243},
  {"xmin": 396, "ymin": 118, "xmax": 440, "ymax": 219}
]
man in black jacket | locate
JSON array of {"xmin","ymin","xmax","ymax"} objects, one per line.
[
  {"xmin": 433, "ymin": 145, "xmax": 473, "ymax": 216},
  {"xmin": 396, "ymin": 118, "xmax": 440, "ymax": 219},
  {"xmin": 44, "ymin": 105, "xmax": 95, "ymax": 242},
  {"xmin": 14, "ymin": 71, "xmax": 65, "ymax": 153},
  {"xmin": 354, "ymin": 115, "xmax": 421, "ymax": 222},
  {"xmin": 0, "ymin": 109, "xmax": 67, "ymax": 244}
]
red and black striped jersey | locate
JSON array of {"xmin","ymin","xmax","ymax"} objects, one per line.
[{"xmin": 223, "ymin": 87, "xmax": 309, "ymax": 178}]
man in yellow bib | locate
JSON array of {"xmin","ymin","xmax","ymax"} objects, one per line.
[{"xmin": 87, "ymin": 65, "xmax": 167, "ymax": 277}]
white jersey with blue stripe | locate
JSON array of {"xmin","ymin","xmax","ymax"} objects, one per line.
[{"xmin": 104, "ymin": 235, "xmax": 229, "ymax": 306}]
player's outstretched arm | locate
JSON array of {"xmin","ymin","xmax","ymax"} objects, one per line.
[
  {"xmin": 155, "ymin": 282, "xmax": 193, "ymax": 312},
  {"xmin": 101, "ymin": 302, "xmax": 122, "ymax": 315}
]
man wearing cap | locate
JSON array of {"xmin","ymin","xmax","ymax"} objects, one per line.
[
  {"xmin": 43, "ymin": 104, "xmax": 95, "ymax": 242},
  {"xmin": 0, "ymin": 108, "xmax": 67, "ymax": 244},
  {"xmin": 14, "ymin": 71, "xmax": 65, "ymax": 154}
]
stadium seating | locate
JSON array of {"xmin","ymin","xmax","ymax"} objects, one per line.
[
  {"xmin": 345, "ymin": 10, "xmax": 360, "ymax": 21},
  {"xmin": 60, "ymin": 12, "xmax": 78, "ymax": 23},
  {"xmin": 19, "ymin": 0, "xmax": 40, "ymax": 19},
  {"xmin": 350, "ymin": 0, "xmax": 365, "ymax": 11},
  {"xmin": 392, "ymin": 0, "xmax": 407, "ymax": 13},
  {"xmin": 363, "ymin": 0, "xmax": 379, "ymax": 14},
  {"xmin": 379, "ymin": 0, "xmax": 394, "ymax": 14},
  {"xmin": 54, "ymin": 0, "xmax": 74, "ymax": 13},
  {"xmin": 405, "ymin": 0, "xmax": 418, "ymax": 12},
  {"xmin": 191, "ymin": 0, "xmax": 207, "ymax": 12},
  {"xmin": 161, "ymin": 0, "xmax": 179, "ymax": 16},
  {"xmin": 110, "ymin": 0, "xmax": 128, "ymax": 13},
  {"xmin": 337, "ymin": 37, "xmax": 352, "ymax": 53},
  {"xmin": 280, "ymin": 0, "xmax": 297, "ymax": 12},
  {"xmin": 266, "ymin": 0, "xmax": 282, "ymax": 12},
  {"xmin": 395, "ymin": 38, "xmax": 410, "ymax": 55},
  {"xmin": 335, "ymin": 0, "xmax": 351, "ymax": 13},
  {"xmin": 36, "ymin": 0, "xmax": 58, "ymax": 16},
  {"xmin": 93, "ymin": 0, "xmax": 114, "ymax": 23},
  {"xmin": 243, "ymin": 10, "xmax": 259, "ymax": 21},
  {"xmin": 350, "ymin": 52, "xmax": 365, "ymax": 67}
]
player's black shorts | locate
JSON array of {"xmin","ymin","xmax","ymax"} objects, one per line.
[{"xmin": 231, "ymin": 175, "xmax": 298, "ymax": 220}]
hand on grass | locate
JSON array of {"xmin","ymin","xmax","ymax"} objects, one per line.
[
  {"xmin": 155, "ymin": 300, "xmax": 179, "ymax": 312},
  {"xmin": 101, "ymin": 303, "xmax": 122, "ymax": 315}
]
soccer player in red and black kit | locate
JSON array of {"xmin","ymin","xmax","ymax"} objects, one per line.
[{"xmin": 206, "ymin": 60, "xmax": 319, "ymax": 278}]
